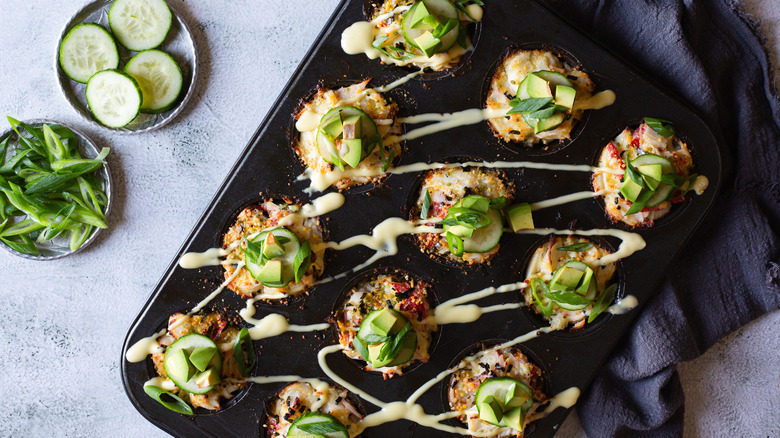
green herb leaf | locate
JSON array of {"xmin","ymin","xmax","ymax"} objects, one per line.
[
  {"xmin": 432, "ymin": 18, "xmax": 458, "ymax": 39},
  {"xmin": 298, "ymin": 420, "xmax": 345, "ymax": 435},
  {"xmin": 382, "ymin": 147, "xmax": 396, "ymax": 172},
  {"xmin": 524, "ymin": 106, "xmax": 557, "ymax": 120},
  {"xmin": 143, "ymin": 385, "xmax": 193, "ymax": 416},
  {"xmin": 644, "ymin": 117, "xmax": 675, "ymax": 137},
  {"xmin": 545, "ymin": 289, "xmax": 592, "ymax": 306},
  {"xmin": 352, "ymin": 336, "xmax": 370, "ymax": 361},
  {"xmin": 625, "ymin": 189, "xmax": 654, "ymax": 215},
  {"xmin": 588, "ymin": 283, "xmax": 618, "ymax": 323},
  {"xmin": 507, "ymin": 98, "xmax": 552, "ymax": 115},
  {"xmin": 293, "ymin": 240, "xmax": 312, "ymax": 283},
  {"xmin": 232, "ymin": 328, "xmax": 256, "ymax": 377},
  {"xmin": 421, "ymin": 189, "xmax": 432, "ymax": 220},
  {"xmin": 557, "ymin": 242, "xmax": 593, "ymax": 252},
  {"xmin": 360, "ymin": 334, "xmax": 390, "ymax": 344}
]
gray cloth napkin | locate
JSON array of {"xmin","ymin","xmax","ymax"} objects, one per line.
[{"xmin": 541, "ymin": 0, "xmax": 780, "ymax": 436}]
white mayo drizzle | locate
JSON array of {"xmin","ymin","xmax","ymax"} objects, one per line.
[
  {"xmin": 239, "ymin": 298, "xmax": 330, "ymax": 340},
  {"xmin": 392, "ymin": 107, "xmax": 510, "ymax": 142},
  {"xmin": 692, "ymin": 175, "xmax": 709, "ymax": 195},
  {"xmin": 299, "ymin": 159, "xmax": 620, "ymax": 193},
  {"xmin": 608, "ymin": 294, "xmax": 638, "ymax": 314},
  {"xmin": 530, "ymin": 189, "xmax": 617, "ymax": 211},
  {"xmin": 324, "ymin": 218, "xmax": 441, "ymax": 275},
  {"xmin": 573, "ymin": 90, "xmax": 616, "ymax": 110},
  {"xmin": 177, "ymin": 193, "xmax": 345, "ymax": 270},
  {"xmin": 126, "ymin": 265, "xmax": 246, "ymax": 363},
  {"xmin": 424, "ymin": 281, "xmax": 527, "ymax": 325},
  {"xmin": 144, "ymin": 376, "xmax": 177, "ymax": 391},
  {"xmin": 527, "ymin": 387, "xmax": 581, "ymax": 421},
  {"xmin": 340, "ymin": 3, "xmax": 479, "ymax": 71},
  {"xmin": 295, "ymin": 70, "xmax": 423, "ymax": 132},
  {"xmin": 517, "ymin": 228, "xmax": 646, "ymax": 266}
]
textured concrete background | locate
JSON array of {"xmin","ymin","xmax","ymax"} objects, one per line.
[{"xmin": 0, "ymin": 1, "xmax": 777, "ymax": 437}]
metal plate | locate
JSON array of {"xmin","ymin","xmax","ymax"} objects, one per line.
[
  {"xmin": 55, "ymin": 0, "xmax": 198, "ymax": 134},
  {"xmin": 0, "ymin": 119, "xmax": 112, "ymax": 260},
  {"xmin": 121, "ymin": 0, "xmax": 724, "ymax": 436}
]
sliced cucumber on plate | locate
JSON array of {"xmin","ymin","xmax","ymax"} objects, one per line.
[
  {"xmin": 59, "ymin": 23, "xmax": 119, "ymax": 83},
  {"xmin": 86, "ymin": 69, "xmax": 142, "ymax": 128},
  {"xmin": 124, "ymin": 50, "xmax": 183, "ymax": 113},
  {"xmin": 109, "ymin": 0, "xmax": 172, "ymax": 51}
]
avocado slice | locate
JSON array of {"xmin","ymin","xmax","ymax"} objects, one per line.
[
  {"xmin": 368, "ymin": 342, "xmax": 395, "ymax": 368},
  {"xmin": 478, "ymin": 395, "xmax": 504, "ymax": 426},
  {"xmin": 525, "ymin": 73, "xmax": 553, "ymax": 98},
  {"xmin": 620, "ymin": 177, "xmax": 643, "ymax": 203},
  {"xmin": 551, "ymin": 266, "xmax": 584, "ymax": 291},
  {"xmin": 188, "ymin": 346, "xmax": 218, "ymax": 372},
  {"xmin": 342, "ymin": 138, "xmax": 363, "ymax": 168},
  {"xmin": 257, "ymin": 260, "xmax": 283, "ymax": 285},
  {"xmin": 195, "ymin": 367, "xmax": 221, "ymax": 389},
  {"xmin": 445, "ymin": 224, "xmax": 474, "ymax": 238},
  {"xmin": 638, "ymin": 164, "xmax": 663, "ymax": 190},
  {"xmin": 506, "ymin": 203, "xmax": 534, "ymax": 232},
  {"xmin": 503, "ymin": 406, "xmax": 525, "ymax": 431},
  {"xmin": 555, "ymin": 85, "xmax": 576, "ymax": 109},
  {"xmin": 166, "ymin": 349, "xmax": 195, "ymax": 383},
  {"xmin": 320, "ymin": 113, "xmax": 343, "ymax": 141},
  {"xmin": 262, "ymin": 233, "xmax": 285, "ymax": 260},
  {"xmin": 414, "ymin": 31, "xmax": 441, "ymax": 58},
  {"xmin": 341, "ymin": 114, "xmax": 362, "ymax": 140},
  {"xmin": 534, "ymin": 112, "xmax": 565, "ymax": 133},
  {"xmin": 575, "ymin": 267, "xmax": 594, "ymax": 296},
  {"xmin": 370, "ymin": 307, "xmax": 401, "ymax": 337},
  {"xmin": 409, "ymin": 2, "xmax": 432, "ymax": 28}
]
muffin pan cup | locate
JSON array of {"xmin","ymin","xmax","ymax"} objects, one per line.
[{"xmin": 121, "ymin": 0, "xmax": 723, "ymax": 436}]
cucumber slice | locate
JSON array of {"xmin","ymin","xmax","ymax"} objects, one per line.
[
  {"xmin": 630, "ymin": 154, "xmax": 675, "ymax": 174},
  {"xmin": 645, "ymin": 183, "xmax": 674, "ymax": 207},
  {"xmin": 109, "ymin": 0, "xmax": 172, "ymax": 51},
  {"xmin": 59, "ymin": 24, "xmax": 119, "ymax": 83},
  {"xmin": 85, "ymin": 69, "xmax": 142, "ymax": 128},
  {"xmin": 462, "ymin": 208, "xmax": 503, "ymax": 253},
  {"xmin": 533, "ymin": 70, "xmax": 573, "ymax": 87},
  {"xmin": 402, "ymin": 0, "xmax": 460, "ymax": 54},
  {"xmin": 124, "ymin": 50, "xmax": 183, "ymax": 113},
  {"xmin": 163, "ymin": 334, "xmax": 222, "ymax": 395},
  {"xmin": 385, "ymin": 332, "xmax": 417, "ymax": 367},
  {"xmin": 251, "ymin": 227, "xmax": 301, "ymax": 287},
  {"xmin": 316, "ymin": 106, "xmax": 380, "ymax": 167},
  {"xmin": 475, "ymin": 377, "xmax": 534, "ymax": 426},
  {"xmin": 288, "ymin": 412, "xmax": 349, "ymax": 438}
]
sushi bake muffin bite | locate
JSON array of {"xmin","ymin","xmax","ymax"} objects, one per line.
[
  {"xmin": 411, "ymin": 167, "xmax": 515, "ymax": 264},
  {"xmin": 365, "ymin": 0, "xmax": 483, "ymax": 71},
  {"xmin": 592, "ymin": 118, "xmax": 704, "ymax": 227},
  {"xmin": 294, "ymin": 80, "xmax": 402, "ymax": 191},
  {"xmin": 523, "ymin": 236, "xmax": 618, "ymax": 330},
  {"xmin": 145, "ymin": 311, "xmax": 254, "ymax": 414},
  {"xmin": 264, "ymin": 381, "xmax": 363, "ymax": 438},
  {"xmin": 485, "ymin": 49, "xmax": 596, "ymax": 147},
  {"xmin": 448, "ymin": 345, "xmax": 545, "ymax": 437},
  {"xmin": 222, "ymin": 199, "xmax": 326, "ymax": 299},
  {"xmin": 335, "ymin": 271, "xmax": 437, "ymax": 379}
]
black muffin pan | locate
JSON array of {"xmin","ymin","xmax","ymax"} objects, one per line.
[{"xmin": 121, "ymin": 0, "xmax": 723, "ymax": 436}]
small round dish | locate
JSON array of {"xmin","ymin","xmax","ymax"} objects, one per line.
[
  {"xmin": 0, "ymin": 119, "xmax": 112, "ymax": 260},
  {"xmin": 55, "ymin": 0, "xmax": 198, "ymax": 134}
]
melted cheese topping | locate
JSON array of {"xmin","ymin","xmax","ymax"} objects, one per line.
[
  {"xmin": 448, "ymin": 346, "xmax": 544, "ymax": 437},
  {"xmin": 150, "ymin": 312, "xmax": 247, "ymax": 411},
  {"xmin": 294, "ymin": 80, "xmax": 402, "ymax": 191},
  {"xmin": 412, "ymin": 167, "xmax": 514, "ymax": 264},
  {"xmin": 340, "ymin": 0, "xmax": 480, "ymax": 72},
  {"xmin": 485, "ymin": 49, "xmax": 595, "ymax": 146},
  {"xmin": 265, "ymin": 382, "xmax": 364, "ymax": 438},
  {"xmin": 336, "ymin": 273, "xmax": 437, "ymax": 378},
  {"xmin": 593, "ymin": 122, "xmax": 699, "ymax": 227},
  {"xmin": 523, "ymin": 236, "xmax": 617, "ymax": 330},
  {"xmin": 222, "ymin": 201, "xmax": 326, "ymax": 298}
]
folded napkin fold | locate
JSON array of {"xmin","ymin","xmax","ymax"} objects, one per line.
[{"xmin": 541, "ymin": 0, "xmax": 780, "ymax": 435}]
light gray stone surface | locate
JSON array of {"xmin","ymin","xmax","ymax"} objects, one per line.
[{"xmin": 0, "ymin": 1, "xmax": 776, "ymax": 437}]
